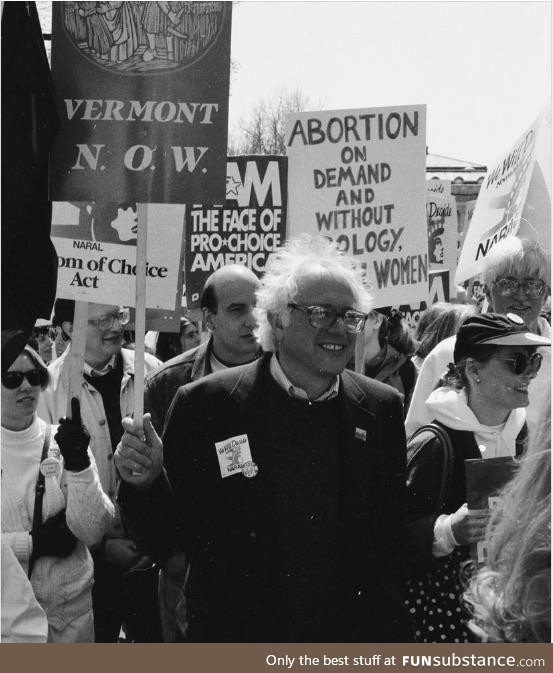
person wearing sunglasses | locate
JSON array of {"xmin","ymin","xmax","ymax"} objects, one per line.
[
  {"xmin": 37, "ymin": 299, "xmax": 162, "ymax": 643},
  {"xmin": 1, "ymin": 345, "xmax": 114, "ymax": 642},
  {"xmin": 406, "ymin": 237, "xmax": 551, "ymax": 439},
  {"xmin": 404, "ymin": 312, "xmax": 550, "ymax": 643},
  {"xmin": 115, "ymin": 236, "xmax": 412, "ymax": 642}
]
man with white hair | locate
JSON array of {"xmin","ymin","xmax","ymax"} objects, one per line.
[
  {"xmin": 115, "ymin": 236, "xmax": 411, "ymax": 642},
  {"xmin": 406, "ymin": 237, "xmax": 551, "ymax": 438}
]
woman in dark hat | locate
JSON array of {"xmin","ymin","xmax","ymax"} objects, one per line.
[{"xmin": 405, "ymin": 313, "xmax": 550, "ymax": 643}]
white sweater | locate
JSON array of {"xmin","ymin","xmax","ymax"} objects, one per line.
[{"xmin": 1, "ymin": 416, "xmax": 114, "ymax": 642}]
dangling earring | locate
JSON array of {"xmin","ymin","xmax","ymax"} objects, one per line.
[{"xmin": 475, "ymin": 377, "xmax": 481, "ymax": 383}]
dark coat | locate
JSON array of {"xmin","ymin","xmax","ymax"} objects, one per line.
[{"xmin": 121, "ymin": 354, "xmax": 411, "ymax": 642}]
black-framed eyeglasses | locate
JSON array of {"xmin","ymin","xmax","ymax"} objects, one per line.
[
  {"xmin": 493, "ymin": 278, "xmax": 547, "ymax": 299},
  {"xmin": 2, "ymin": 369, "xmax": 42, "ymax": 390},
  {"xmin": 88, "ymin": 308, "xmax": 130, "ymax": 331},
  {"xmin": 288, "ymin": 303, "xmax": 368, "ymax": 334},
  {"xmin": 493, "ymin": 352, "xmax": 543, "ymax": 376}
]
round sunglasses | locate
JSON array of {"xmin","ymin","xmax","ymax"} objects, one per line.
[
  {"xmin": 492, "ymin": 352, "xmax": 542, "ymax": 376},
  {"xmin": 2, "ymin": 369, "xmax": 42, "ymax": 389}
]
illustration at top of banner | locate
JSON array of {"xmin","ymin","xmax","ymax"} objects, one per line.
[
  {"xmin": 51, "ymin": 201, "xmax": 185, "ymax": 309},
  {"xmin": 456, "ymin": 110, "xmax": 544, "ymax": 284},
  {"xmin": 285, "ymin": 104, "xmax": 428, "ymax": 307},
  {"xmin": 49, "ymin": 2, "xmax": 232, "ymax": 204},
  {"xmin": 185, "ymin": 156, "xmax": 287, "ymax": 308},
  {"xmin": 426, "ymin": 187, "xmax": 458, "ymax": 295}
]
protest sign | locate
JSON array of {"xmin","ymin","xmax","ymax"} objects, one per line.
[
  {"xmin": 426, "ymin": 179, "xmax": 451, "ymax": 197},
  {"xmin": 428, "ymin": 269, "xmax": 450, "ymax": 304},
  {"xmin": 456, "ymin": 111, "xmax": 543, "ymax": 284},
  {"xmin": 465, "ymin": 456, "xmax": 519, "ymax": 565},
  {"xmin": 426, "ymin": 187, "xmax": 458, "ymax": 295},
  {"xmin": 285, "ymin": 104, "xmax": 428, "ymax": 306},
  {"xmin": 51, "ymin": 201, "xmax": 185, "ymax": 309},
  {"xmin": 49, "ymin": 2, "xmax": 232, "ymax": 204},
  {"xmin": 185, "ymin": 155, "xmax": 287, "ymax": 308}
]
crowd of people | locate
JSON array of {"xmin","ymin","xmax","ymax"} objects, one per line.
[{"xmin": 1, "ymin": 235, "xmax": 550, "ymax": 643}]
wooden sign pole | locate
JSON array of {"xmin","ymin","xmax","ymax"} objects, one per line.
[
  {"xmin": 66, "ymin": 300, "xmax": 88, "ymax": 417},
  {"xmin": 133, "ymin": 203, "xmax": 148, "ymax": 426},
  {"xmin": 354, "ymin": 323, "xmax": 366, "ymax": 374}
]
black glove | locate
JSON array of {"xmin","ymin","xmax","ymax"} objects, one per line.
[
  {"xmin": 31, "ymin": 509, "xmax": 77, "ymax": 559},
  {"xmin": 55, "ymin": 397, "xmax": 91, "ymax": 472}
]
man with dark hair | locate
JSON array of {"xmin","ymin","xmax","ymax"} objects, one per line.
[
  {"xmin": 37, "ymin": 299, "xmax": 162, "ymax": 642},
  {"xmin": 143, "ymin": 264, "xmax": 260, "ymax": 640},
  {"xmin": 145, "ymin": 264, "xmax": 261, "ymax": 434}
]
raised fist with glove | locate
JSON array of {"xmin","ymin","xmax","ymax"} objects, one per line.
[
  {"xmin": 31, "ymin": 509, "xmax": 77, "ymax": 559},
  {"xmin": 55, "ymin": 397, "xmax": 91, "ymax": 472}
]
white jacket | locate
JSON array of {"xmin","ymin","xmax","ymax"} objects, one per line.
[
  {"xmin": 406, "ymin": 316, "xmax": 551, "ymax": 440},
  {"xmin": 1, "ymin": 417, "xmax": 114, "ymax": 642},
  {"xmin": 37, "ymin": 347, "xmax": 161, "ymax": 538}
]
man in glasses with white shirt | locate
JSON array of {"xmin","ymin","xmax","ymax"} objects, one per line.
[
  {"xmin": 115, "ymin": 236, "xmax": 412, "ymax": 642},
  {"xmin": 406, "ymin": 237, "xmax": 551, "ymax": 439},
  {"xmin": 38, "ymin": 299, "xmax": 162, "ymax": 642}
]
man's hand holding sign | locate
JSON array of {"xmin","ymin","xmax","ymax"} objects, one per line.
[{"xmin": 115, "ymin": 413, "xmax": 163, "ymax": 490}]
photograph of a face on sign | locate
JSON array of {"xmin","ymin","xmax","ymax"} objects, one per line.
[{"xmin": 51, "ymin": 201, "xmax": 185, "ymax": 309}]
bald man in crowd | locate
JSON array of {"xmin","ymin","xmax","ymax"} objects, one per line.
[{"xmin": 144, "ymin": 264, "xmax": 261, "ymax": 640}]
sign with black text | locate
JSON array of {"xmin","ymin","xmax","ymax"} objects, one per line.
[{"xmin": 285, "ymin": 104, "xmax": 428, "ymax": 306}]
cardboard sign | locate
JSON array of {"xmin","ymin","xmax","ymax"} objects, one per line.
[
  {"xmin": 285, "ymin": 104, "xmax": 428, "ymax": 306},
  {"xmin": 428, "ymin": 269, "xmax": 450, "ymax": 304},
  {"xmin": 427, "ymin": 179, "xmax": 451, "ymax": 197},
  {"xmin": 49, "ymin": 2, "xmax": 232, "ymax": 204},
  {"xmin": 456, "ymin": 111, "xmax": 543, "ymax": 284},
  {"xmin": 51, "ymin": 201, "xmax": 185, "ymax": 309},
  {"xmin": 426, "ymin": 188, "xmax": 458, "ymax": 295},
  {"xmin": 185, "ymin": 156, "xmax": 288, "ymax": 308},
  {"xmin": 456, "ymin": 198, "xmax": 477, "ymax": 264}
]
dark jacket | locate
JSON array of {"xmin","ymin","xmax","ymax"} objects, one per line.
[
  {"xmin": 121, "ymin": 354, "xmax": 411, "ymax": 642},
  {"xmin": 144, "ymin": 338, "xmax": 213, "ymax": 433},
  {"xmin": 405, "ymin": 422, "xmax": 526, "ymax": 573}
]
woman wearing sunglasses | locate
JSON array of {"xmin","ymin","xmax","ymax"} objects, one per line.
[
  {"xmin": 1, "ymin": 346, "xmax": 114, "ymax": 642},
  {"xmin": 405, "ymin": 313, "xmax": 550, "ymax": 643}
]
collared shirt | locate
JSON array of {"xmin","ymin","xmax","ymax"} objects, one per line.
[
  {"xmin": 269, "ymin": 353, "xmax": 340, "ymax": 402},
  {"xmin": 83, "ymin": 354, "xmax": 117, "ymax": 378}
]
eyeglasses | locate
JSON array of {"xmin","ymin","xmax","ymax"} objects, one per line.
[
  {"xmin": 493, "ymin": 278, "xmax": 547, "ymax": 299},
  {"xmin": 288, "ymin": 303, "xmax": 368, "ymax": 334},
  {"xmin": 2, "ymin": 369, "xmax": 42, "ymax": 389},
  {"xmin": 88, "ymin": 308, "xmax": 130, "ymax": 331},
  {"xmin": 493, "ymin": 352, "xmax": 543, "ymax": 376}
]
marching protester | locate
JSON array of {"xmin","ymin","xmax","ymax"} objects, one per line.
[
  {"xmin": 145, "ymin": 264, "xmax": 261, "ymax": 434},
  {"xmin": 145, "ymin": 264, "xmax": 261, "ymax": 641},
  {"xmin": 115, "ymin": 236, "xmax": 412, "ymax": 642},
  {"xmin": 2, "ymin": 346, "xmax": 114, "ymax": 642},
  {"xmin": 357, "ymin": 308, "xmax": 417, "ymax": 412},
  {"xmin": 154, "ymin": 317, "xmax": 202, "ymax": 363},
  {"xmin": 37, "ymin": 300, "xmax": 162, "ymax": 642},
  {"xmin": 405, "ymin": 313, "xmax": 550, "ymax": 642},
  {"xmin": 464, "ymin": 398, "xmax": 551, "ymax": 643},
  {"xmin": 406, "ymin": 238, "xmax": 551, "ymax": 438},
  {"xmin": 412, "ymin": 302, "xmax": 476, "ymax": 372}
]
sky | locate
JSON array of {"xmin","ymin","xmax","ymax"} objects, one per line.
[
  {"xmin": 228, "ymin": 0, "xmax": 551, "ymax": 165},
  {"xmin": 36, "ymin": 1, "xmax": 551, "ymax": 167}
]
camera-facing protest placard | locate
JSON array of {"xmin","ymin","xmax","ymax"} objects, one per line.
[
  {"xmin": 426, "ymin": 187, "xmax": 458, "ymax": 295},
  {"xmin": 285, "ymin": 104, "xmax": 428, "ymax": 306},
  {"xmin": 184, "ymin": 155, "xmax": 287, "ymax": 308},
  {"xmin": 456, "ymin": 109, "xmax": 545, "ymax": 284},
  {"xmin": 51, "ymin": 201, "xmax": 185, "ymax": 309},
  {"xmin": 49, "ymin": 2, "xmax": 232, "ymax": 204}
]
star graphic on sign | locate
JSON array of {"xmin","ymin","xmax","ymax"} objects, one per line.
[{"xmin": 226, "ymin": 176, "xmax": 242, "ymax": 198}]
